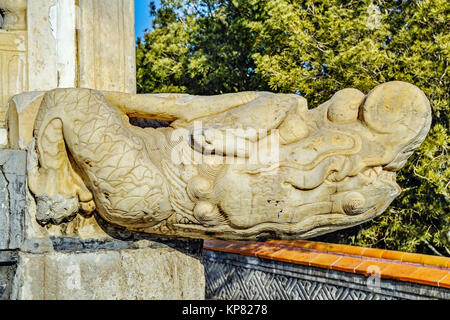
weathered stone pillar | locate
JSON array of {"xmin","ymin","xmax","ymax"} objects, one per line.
[
  {"xmin": 27, "ymin": 0, "xmax": 136, "ymax": 93},
  {"xmin": 0, "ymin": 0, "xmax": 27, "ymax": 147},
  {"xmin": 0, "ymin": 0, "xmax": 137, "ymax": 147},
  {"xmin": 0, "ymin": 150, "xmax": 26, "ymax": 251},
  {"xmin": 77, "ymin": 0, "xmax": 136, "ymax": 93}
]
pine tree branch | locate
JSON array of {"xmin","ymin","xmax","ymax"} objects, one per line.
[{"xmin": 421, "ymin": 239, "xmax": 444, "ymax": 257}]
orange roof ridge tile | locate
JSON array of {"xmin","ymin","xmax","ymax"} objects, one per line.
[
  {"xmin": 204, "ymin": 240, "xmax": 450, "ymax": 289},
  {"xmin": 264, "ymin": 240, "xmax": 450, "ymax": 269}
]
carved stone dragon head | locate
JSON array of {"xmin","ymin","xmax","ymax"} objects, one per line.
[{"xmin": 160, "ymin": 81, "xmax": 431, "ymax": 239}]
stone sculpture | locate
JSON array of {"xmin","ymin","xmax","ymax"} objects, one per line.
[{"xmin": 26, "ymin": 81, "xmax": 431, "ymax": 240}]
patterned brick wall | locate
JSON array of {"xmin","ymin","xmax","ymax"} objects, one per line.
[{"xmin": 204, "ymin": 240, "xmax": 450, "ymax": 300}]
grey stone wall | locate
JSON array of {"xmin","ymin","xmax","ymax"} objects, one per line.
[
  {"xmin": 203, "ymin": 250, "xmax": 450, "ymax": 300},
  {"xmin": 0, "ymin": 150, "xmax": 26, "ymax": 299},
  {"xmin": 0, "ymin": 150, "xmax": 26, "ymax": 250}
]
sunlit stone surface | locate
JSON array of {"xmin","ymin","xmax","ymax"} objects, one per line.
[{"xmin": 15, "ymin": 81, "xmax": 432, "ymax": 241}]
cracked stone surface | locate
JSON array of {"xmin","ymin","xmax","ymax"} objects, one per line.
[{"xmin": 0, "ymin": 150, "xmax": 26, "ymax": 250}]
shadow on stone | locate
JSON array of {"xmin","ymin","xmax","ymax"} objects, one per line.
[{"xmin": 49, "ymin": 212, "xmax": 204, "ymax": 259}]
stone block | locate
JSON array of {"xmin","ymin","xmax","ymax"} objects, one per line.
[
  {"xmin": 7, "ymin": 91, "xmax": 45, "ymax": 149},
  {"xmin": 11, "ymin": 245, "xmax": 205, "ymax": 300}
]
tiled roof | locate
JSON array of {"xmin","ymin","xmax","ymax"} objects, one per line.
[{"xmin": 204, "ymin": 240, "xmax": 450, "ymax": 288}]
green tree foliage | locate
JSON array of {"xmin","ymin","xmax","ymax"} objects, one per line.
[
  {"xmin": 136, "ymin": 0, "xmax": 271, "ymax": 93},
  {"xmin": 136, "ymin": 0, "xmax": 449, "ymax": 255}
]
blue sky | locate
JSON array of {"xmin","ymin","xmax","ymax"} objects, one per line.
[{"xmin": 135, "ymin": 0, "xmax": 159, "ymax": 40}]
